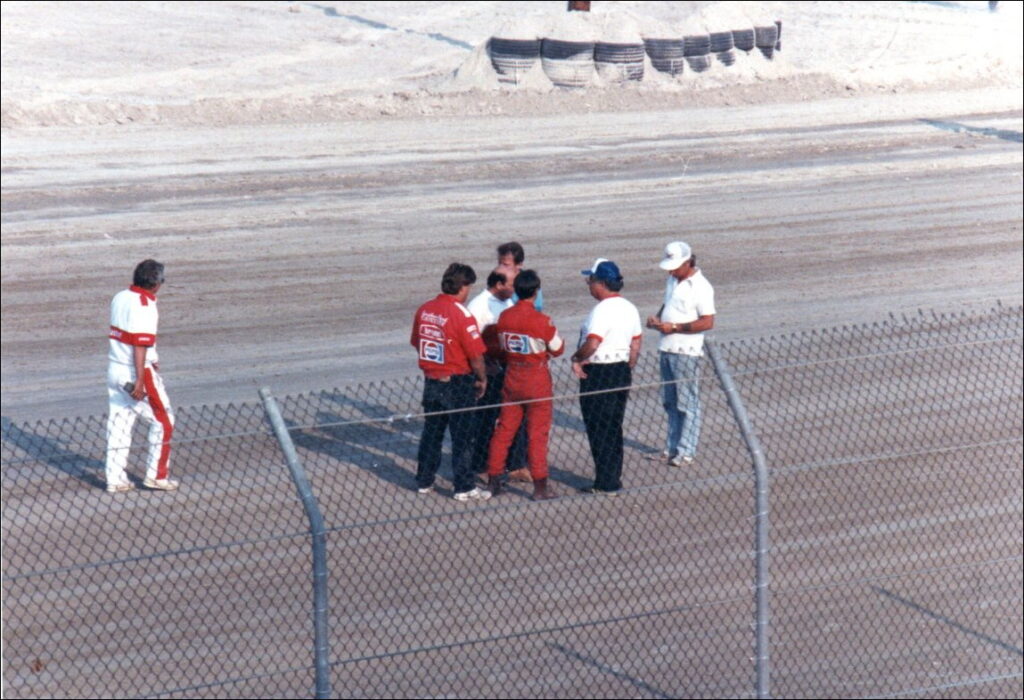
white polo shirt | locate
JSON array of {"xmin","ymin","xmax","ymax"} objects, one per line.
[
  {"xmin": 467, "ymin": 289, "xmax": 513, "ymax": 330},
  {"xmin": 108, "ymin": 286, "xmax": 159, "ymax": 367},
  {"xmin": 579, "ymin": 295, "xmax": 642, "ymax": 364},
  {"xmin": 659, "ymin": 269, "xmax": 715, "ymax": 356}
]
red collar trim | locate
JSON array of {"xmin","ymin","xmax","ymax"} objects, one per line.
[{"xmin": 130, "ymin": 285, "xmax": 157, "ymax": 301}]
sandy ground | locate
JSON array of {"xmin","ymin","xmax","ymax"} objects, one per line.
[
  {"xmin": 1, "ymin": 4, "xmax": 1022, "ymax": 698},
  {"xmin": 2, "ymin": 88, "xmax": 1022, "ymax": 421},
  {"xmin": 2, "ymin": 1, "xmax": 1022, "ymax": 421},
  {"xmin": 3, "ymin": 308, "xmax": 1021, "ymax": 698}
]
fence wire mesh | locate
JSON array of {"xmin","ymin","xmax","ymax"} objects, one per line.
[
  {"xmin": 2, "ymin": 304, "xmax": 1021, "ymax": 699},
  {"xmin": 719, "ymin": 305, "xmax": 1023, "ymax": 699}
]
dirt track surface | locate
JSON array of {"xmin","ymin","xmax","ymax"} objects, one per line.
[
  {"xmin": 2, "ymin": 306, "xmax": 1021, "ymax": 698},
  {"xmin": 2, "ymin": 88, "xmax": 1023, "ymax": 423}
]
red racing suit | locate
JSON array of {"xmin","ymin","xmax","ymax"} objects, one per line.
[{"xmin": 486, "ymin": 299, "xmax": 565, "ymax": 480}]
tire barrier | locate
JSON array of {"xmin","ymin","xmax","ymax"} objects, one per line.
[
  {"xmin": 755, "ymin": 24, "xmax": 778, "ymax": 60},
  {"xmin": 709, "ymin": 30, "xmax": 735, "ymax": 53},
  {"xmin": 715, "ymin": 49, "xmax": 737, "ymax": 67},
  {"xmin": 488, "ymin": 37, "xmax": 541, "ymax": 84},
  {"xmin": 643, "ymin": 37, "xmax": 686, "ymax": 76},
  {"xmin": 541, "ymin": 38, "xmax": 596, "ymax": 87},
  {"xmin": 594, "ymin": 42, "xmax": 645, "ymax": 82},
  {"xmin": 732, "ymin": 28, "xmax": 755, "ymax": 52},
  {"xmin": 685, "ymin": 54, "xmax": 712, "ymax": 73},
  {"xmin": 683, "ymin": 33, "xmax": 711, "ymax": 57},
  {"xmin": 489, "ymin": 15, "xmax": 779, "ymax": 89}
]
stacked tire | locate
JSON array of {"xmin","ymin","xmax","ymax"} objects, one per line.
[
  {"xmin": 755, "ymin": 24, "xmax": 778, "ymax": 60},
  {"xmin": 683, "ymin": 33, "xmax": 712, "ymax": 73},
  {"xmin": 595, "ymin": 42, "xmax": 645, "ymax": 82},
  {"xmin": 541, "ymin": 38, "xmax": 596, "ymax": 87},
  {"xmin": 489, "ymin": 37, "xmax": 541, "ymax": 84},
  {"xmin": 710, "ymin": 30, "xmax": 736, "ymax": 67},
  {"xmin": 643, "ymin": 37, "xmax": 685, "ymax": 76},
  {"xmin": 732, "ymin": 27, "xmax": 755, "ymax": 52}
]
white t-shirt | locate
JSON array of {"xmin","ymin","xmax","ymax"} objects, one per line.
[
  {"xmin": 467, "ymin": 289, "xmax": 513, "ymax": 329},
  {"xmin": 579, "ymin": 295, "xmax": 642, "ymax": 364},
  {"xmin": 108, "ymin": 286, "xmax": 160, "ymax": 367},
  {"xmin": 658, "ymin": 269, "xmax": 715, "ymax": 356}
]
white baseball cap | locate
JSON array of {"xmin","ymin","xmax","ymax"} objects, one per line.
[{"xmin": 659, "ymin": 241, "xmax": 692, "ymax": 271}]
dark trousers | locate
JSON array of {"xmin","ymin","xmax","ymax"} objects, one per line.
[
  {"xmin": 417, "ymin": 375, "xmax": 478, "ymax": 494},
  {"xmin": 579, "ymin": 362, "xmax": 632, "ymax": 492},
  {"xmin": 471, "ymin": 369, "xmax": 526, "ymax": 475}
]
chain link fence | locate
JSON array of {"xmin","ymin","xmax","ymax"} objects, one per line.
[{"xmin": 2, "ymin": 305, "xmax": 1021, "ymax": 698}]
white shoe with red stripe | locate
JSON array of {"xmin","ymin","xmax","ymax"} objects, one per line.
[{"xmin": 143, "ymin": 477, "xmax": 179, "ymax": 491}]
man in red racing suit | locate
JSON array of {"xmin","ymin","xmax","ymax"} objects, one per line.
[{"xmin": 486, "ymin": 270, "xmax": 564, "ymax": 500}]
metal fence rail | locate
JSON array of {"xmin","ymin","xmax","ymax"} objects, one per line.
[{"xmin": 2, "ymin": 305, "xmax": 1021, "ymax": 698}]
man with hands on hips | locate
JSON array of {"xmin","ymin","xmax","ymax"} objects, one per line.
[{"xmin": 571, "ymin": 259, "xmax": 642, "ymax": 495}]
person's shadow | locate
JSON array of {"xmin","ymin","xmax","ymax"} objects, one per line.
[
  {"xmin": 284, "ymin": 389, "xmax": 424, "ymax": 489},
  {"xmin": 1, "ymin": 415, "xmax": 107, "ymax": 490}
]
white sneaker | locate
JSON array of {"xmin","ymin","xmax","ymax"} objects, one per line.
[
  {"xmin": 106, "ymin": 481, "xmax": 134, "ymax": 493},
  {"xmin": 417, "ymin": 484, "xmax": 434, "ymax": 494},
  {"xmin": 669, "ymin": 455, "xmax": 695, "ymax": 467},
  {"xmin": 645, "ymin": 451, "xmax": 672, "ymax": 463},
  {"xmin": 453, "ymin": 487, "xmax": 492, "ymax": 502},
  {"xmin": 143, "ymin": 477, "xmax": 180, "ymax": 491}
]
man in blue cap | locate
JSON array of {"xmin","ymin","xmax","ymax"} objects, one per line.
[{"xmin": 570, "ymin": 259, "xmax": 643, "ymax": 494}]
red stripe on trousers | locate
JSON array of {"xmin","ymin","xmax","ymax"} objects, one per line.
[{"xmin": 142, "ymin": 368, "xmax": 173, "ymax": 480}]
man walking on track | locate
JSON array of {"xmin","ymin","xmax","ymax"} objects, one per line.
[
  {"xmin": 571, "ymin": 259, "xmax": 642, "ymax": 495},
  {"xmin": 485, "ymin": 270, "xmax": 564, "ymax": 501},
  {"xmin": 105, "ymin": 259, "xmax": 178, "ymax": 493},
  {"xmin": 411, "ymin": 263, "xmax": 493, "ymax": 502},
  {"xmin": 645, "ymin": 241, "xmax": 716, "ymax": 466}
]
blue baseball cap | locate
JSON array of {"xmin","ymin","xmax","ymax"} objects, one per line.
[{"xmin": 581, "ymin": 258, "xmax": 622, "ymax": 283}]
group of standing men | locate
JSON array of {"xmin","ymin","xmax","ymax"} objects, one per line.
[
  {"xmin": 409, "ymin": 240, "xmax": 715, "ymax": 502},
  {"xmin": 102, "ymin": 241, "xmax": 713, "ymax": 498}
]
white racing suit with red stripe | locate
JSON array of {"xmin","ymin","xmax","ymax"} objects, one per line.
[{"xmin": 105, "ymin": 286, "xmax": 175, "ymax": 487}]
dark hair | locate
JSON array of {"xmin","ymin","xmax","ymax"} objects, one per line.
[
  {"xmin": 513, "ymin": 269, "xmax": 541, "ymax": 300},
  {"xmin": 486, "ymin": 270, "xmax": 507, "ymax": 289},
  {"xmin": 600, "ymin": 277, "xmax": 624, "ymax": 293},
  {"xmin": 497, "ymin": 242, "xmax": 525, "ymax": 265},
  {"xmin": 133, "ymin": 259, "xmax": 165, "ymax": 289},
  {"xmin": 441, "ymin": 263, "xmax": 477, "ymax": 295}
]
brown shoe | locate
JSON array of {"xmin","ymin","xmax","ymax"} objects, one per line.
[
  {"xmin": 488, "ymin": 475, "xmax": 504, "ymax": 496},
  {"xmin": 532, "ymin": 478, "xmax": 558, "ymax": 501},
  {"xmin": 507, "ymin": 468, "xmax": 532, "ymax": 483}
]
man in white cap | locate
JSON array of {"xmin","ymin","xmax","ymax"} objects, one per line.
[{"xmin": 645, "ymin": 242, "xmax": 716, "ymax": 466}]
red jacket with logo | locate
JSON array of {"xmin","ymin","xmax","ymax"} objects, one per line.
[{"xmin": 411, "ymin": 294, "xmax": 486, "ymax": 379}]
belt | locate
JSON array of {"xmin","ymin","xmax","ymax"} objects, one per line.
[{"xmin": 425, "ymin": 373, "xmax": 473, "ymax": 383}]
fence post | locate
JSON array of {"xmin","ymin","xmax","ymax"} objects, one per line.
[
  {"xmin": 705, "ymin": 339, "xmax": 770, "ymax": 700},
  {"xmin": 259, "ymin": 387, "xmax": 332, "ymax": 700}
]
